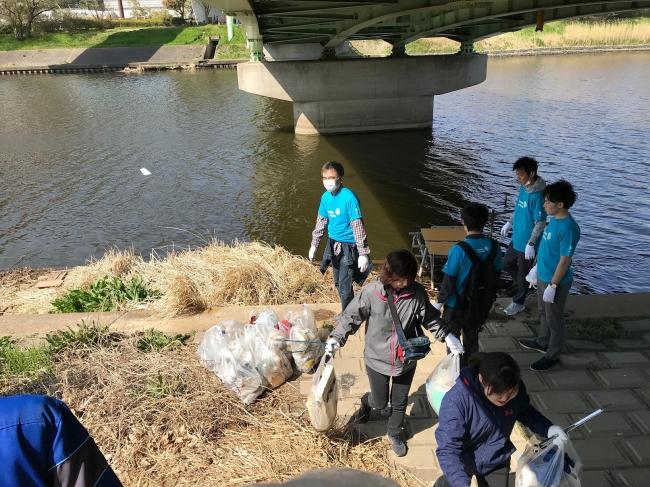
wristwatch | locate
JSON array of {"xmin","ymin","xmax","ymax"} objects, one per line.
[
  {"xmin": 550, "ymin": 283, "xmax": 557, "ymax": 289},
  {"xmin": 527, "ymin": 242, "xmax": 534, "ymax": 246}
]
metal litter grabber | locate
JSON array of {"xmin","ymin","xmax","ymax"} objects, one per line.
[{"xmin": 537, "ymin": 403, "xmax": 612, "ymax": 450}]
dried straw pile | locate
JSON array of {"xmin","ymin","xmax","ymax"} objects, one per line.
[{"xmin": 0, "ymin": 337, "xmax": 423, "ymax": 487}]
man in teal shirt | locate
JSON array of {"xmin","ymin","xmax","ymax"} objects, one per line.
[
  {"xmin": 519, "ymin": 180, "xmax": 580, "ymax": 372},
  {"xmin": 501, "ymin": 157, "xmax": 547, "ymax": 316},
  {"xmin": 309, "ymin": 161, "xmax": 372, "ymax": 310}
]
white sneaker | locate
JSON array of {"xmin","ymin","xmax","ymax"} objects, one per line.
[{"xmin": 503, "ymin": 301, "xmax": 525, "ymax": 316}]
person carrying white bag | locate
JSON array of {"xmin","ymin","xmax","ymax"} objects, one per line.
[{"xmin": 434, "ymin": 352, "xmax": 568, "ymax": 487}]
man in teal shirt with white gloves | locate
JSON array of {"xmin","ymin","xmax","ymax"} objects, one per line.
[
  {"xmin": 309, "ymin": 161, "xmax": 373, "ymax": 310},
  {"xmin": 501, "ymin": 157, "xmax": 547, "ymax": 316},
  {"xmin": 519, "ymin": 180, "xmax": 580, "ymax": 372}
]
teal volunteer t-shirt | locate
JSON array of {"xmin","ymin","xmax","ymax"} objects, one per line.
[
  {"xmin": 441, "ymin": 236, "xmax": 503, "ymax": 308},
  {"xmin": 512, "ymin": 185, "xmax": 547, "ymax": 252},
  {"xmin": 537, "ymin": 215, "xmax": 580, "ymax": 285},
  {"xmin": 318, "ymin": 187, "xmax": 362, "ymax": 244}
]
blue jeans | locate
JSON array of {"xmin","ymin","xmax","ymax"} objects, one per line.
[{"xmin": 331, "ymin": 250, "xmax": 355, "ymax": 311}]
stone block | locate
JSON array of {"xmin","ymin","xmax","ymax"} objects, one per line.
[
  {"xmin": 636, "ymin": 388, "xmax": 650, "ymax": 407},
  {"xmin": 337, "ymin": 399, "xmax": 359, "ymax": 419},
  {"xmin": 299, "ymin": 379, "xmax": 312, "ymax": 396},
  {"xmin": 342, "ymin": 375, "xmax": 370, "ymax": 398},
  {"xmin": 596, "ymin": 368, "xmax": 649, "ymax": 388},
  {"xmin": 333, "ymin": 357, "xmax": 363, "ymax": 375},
  {"xmin": 357, "ymin": 420, "xmax": 388, "ymax": 440},
  {"xmin": 392, "ymin": 446, "xmax": 437, "ymax": 469},
  {"xmin": 578, "ymin": 471, "xmax": 614, "ymax": 486},
  {"xmin": 405, "ymin": 419, "xmax": 439, "ymax": 446},
  {"xmin": 585, "ymin": 390, "xmax": 644, "ymax": 411},
  {"xmin": 545, "ymin": 370, "xmax": 598, "ymax": 390},
  {"xmin": 612, "ymin": 338, "xmax": 649, "ymax": 350},
  {"xmin": 520, "ymin": 370, "xmax": 549, "ymax": 391},
  {"xmin": 621, "ymin": 437, "xmax": 650, "ymax": 465},
  {"xmin": 559, "ymin": 352, "xmax": 603, "ymax": 369},
  {"xmin": 511, "ymin": 353, "xmax": 540, "ymax": 368},
  {"xmin": 408, "ymin": 468, "xmax": 443, "ymax": 482},
  {"xmin": 484, "ymin": 321, "xmax": 531, "ymax": 336},
  {"xmin": 569, "ymin": 411, "xmax": 637, "ymax": 437},
  {"xmin": 620, "ymin": 319, "xmax": 650, "ymax": 332},
  {"xmin": 479, "ymin": 336, "xmax": 521, "ymax": 353},
  {"xmin": 531, "ymin": 391, "xmax": 592, "ymax": 414},
  {"xmin": 628, "ymin": 410, "xmax": 650, "ymax": 434},
  {"xmin": 612, "ymin": 468, "xmax": 650, "ymax": 487},
  {"xmin": 601, "ymin": 351, "xmax": 650, "ymax": 367},
  {"xmin": 571, "ymin": 438, "xmax": 632, "ymax": 468},
  {"xmin": 407, "ymin": 394, "xmax": 435, "ymax": 419},
  {"xmin": 565, "ymin": 339, "xmax": 608, "ymax": 351}
]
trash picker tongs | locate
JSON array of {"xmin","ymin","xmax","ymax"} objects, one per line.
[{"xmin": 537, "ymin": 403, "xmax": 612, "ymax": 450}]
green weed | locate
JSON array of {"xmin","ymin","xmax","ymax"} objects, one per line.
[
  {"xmin": 133, "ymin": 372, "xmax": 185, "ymax": 398},
  {"xmin": 50, "ymin": 275, "xmax": 160, "ymax": 313},
  {"xmin": 0, "ymin": 336, "xmax": 51, "ymax": 376},
  {"xmin": 566, "ymin": 317, "xmax": 630, "ymax": 342},
  {"xmin": 136, "ymin": 329, "xmax": 192, "ymax": 353},
  {"xmin": 321, "ymin": 321, "xmax": 335, "ymax": 332},
  {"xmin": 46, "ymin": 320, "xmax": 123, "ymax": 353}
]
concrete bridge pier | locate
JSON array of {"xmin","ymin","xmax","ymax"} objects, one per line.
[{"xmin": 237, "ymin": 54, "xmax": 487, "ymax": 135}]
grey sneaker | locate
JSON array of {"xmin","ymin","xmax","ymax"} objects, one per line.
[
  {"xmin": 386, "ymin": 433, "xmax": 407, "ymax": 457},
  {"xmin": 503, "ymin": 301, "xmax": 526, "ymax": 316}
]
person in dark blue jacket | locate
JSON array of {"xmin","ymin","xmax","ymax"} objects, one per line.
[{"xmin": 433, "ymin": 352, "xmax": 567, "ymax": 487}]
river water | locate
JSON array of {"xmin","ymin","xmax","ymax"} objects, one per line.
[{"xmin": 1, "ymin": 52, "xmax": 649, "ymax": 294}]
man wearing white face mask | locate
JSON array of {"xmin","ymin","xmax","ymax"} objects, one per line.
[{"xmin": 309, "ymin": 161, "xmax": 373, "ymax": 311}]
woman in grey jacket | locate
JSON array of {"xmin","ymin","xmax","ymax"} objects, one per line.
[{"xmin": 325, "ymin": 249, "xmax": 464, "ymax": 457}]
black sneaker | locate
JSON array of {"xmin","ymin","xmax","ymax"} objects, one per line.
[
  {"xmin": 386, "ymin": 433, "xmax": 407, "ymax": 457},
  {"xmin": 519, "ymin": 338, "xmax": 548, "ymax": 354},
  {"xmin": 353, "ymin": 392, "xmax": 371, "ymax": 424},
  {"xmin": 530, "ymin": 357, "xmax": 559, "ymax": 372}
]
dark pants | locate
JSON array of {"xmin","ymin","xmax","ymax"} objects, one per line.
[
  {"xmin": 443, "ymin": 306, "xmax": 480, "ymax": 368},
  {"xmin": 332, "ymin": 251, "xmax": 355, "ymax": 311},
  {"xmin": 433, "ymin": 462, "xmax": 510, "ymax": 487},
  {"xmin": 363, "ymin": 365, "xmax": 417, "ymax": 437},
  {"xmin": 537, "ymin": 279, "xmax": 572, "ymax": 360},
  {"xmin": 503, "ymin": 242, "xmax": 535, "ymax": 305}
]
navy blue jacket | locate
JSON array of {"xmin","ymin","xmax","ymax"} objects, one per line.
[{"xmin": 435, "ymin": 367, "xmax": 552, "ymax": 487}]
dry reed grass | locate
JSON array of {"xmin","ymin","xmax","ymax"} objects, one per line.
[{"xmin": 0, "ymin": 338, "xmax": 424, "ymax": 487}]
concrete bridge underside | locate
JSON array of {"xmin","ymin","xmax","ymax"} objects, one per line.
[{"xmin": 206, "ymin": 0, "xmax": 650, "ymax": 134}]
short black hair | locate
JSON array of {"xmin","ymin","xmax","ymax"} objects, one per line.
[
  {"xmin": 380, "ymin": 249, "xmax": 418, "ymax": 287},
  {"xmin": 321, "ymin": 161, "xmax": 344, "ymax": 178},
  {"xmin": 512, "ymin": 156, "xmax": 538, "ymax": 175},
  {"xmin": 468, "ymin": 352, "xmax": 520, "ymax": 396},
  {"xmin": 461, "ymin": 202, "xmax": 489, "ymax": 232},
  {"xmin": 543, "ymin": 179, "xmax": 577, "ymax": 209}
]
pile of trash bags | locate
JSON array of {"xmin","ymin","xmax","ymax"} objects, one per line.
[
  {"xmin": 426, "ymin": 353, "xmax": 460, "ymax": 414},
  {"xmin": 516, "ymin": 438, "xmax": 582, "ymax": 487},
  {"xmin": 197, "ymin": 304, "xmax": 324, "ymax": 405}
]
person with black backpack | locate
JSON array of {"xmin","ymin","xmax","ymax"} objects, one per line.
[{"xmin": 434, "ymin": 203, "xmax": 503, "ymax": 367}]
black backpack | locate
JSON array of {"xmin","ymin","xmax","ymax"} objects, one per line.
[{"xmin": 454, "ymin": 239, "xmax": 500, "ymax": 329}]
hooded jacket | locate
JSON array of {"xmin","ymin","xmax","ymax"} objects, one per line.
[
  {"xmin": 435, "ymin": 367, "xmax": 552, "ymax": 487},
  {"xmin": 330, "ymin": 278, "xmax": 449, "ymax": 376}
]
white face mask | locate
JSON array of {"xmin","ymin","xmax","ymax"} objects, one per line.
[{"xmin": 323, "ymin": 180, "xmax": 339, "ymax": 192}]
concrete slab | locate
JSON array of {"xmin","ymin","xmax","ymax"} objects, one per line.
[
  {"xmin": 520, "ymin": 370, "xmax": 549, "ymax": 391},
  {"xmin": 511, "ymin": 353, "xmax": 541, "ymax": 368},
  {"xmin": 407, "ymin": 394, "xmax": 435, "ymax": 420},
  {"xmin": 578, "ymin": 470, "xmax": 614, "ymax": 486},
  {"xmin": 357, "ymin": 420, "xmax": 388, "ymax": 440},
  {"xmin": 565, "ymin": 339, "xmax": 608, "ymax": 351},
  {"xmin": 545, "ymin": 370, "xmax": 598, "ymax": 390},
  {"xmin": 620, "ymin": 319, "xmax": 650, "ymax": 333},
  {"xmin": 636, "ymin": 388, "xmax": 650, "ymax": 408},
  {"xmin": 333, "ymin": 357, "xmax": 364, "ymax": 375},
  {"xmin": 627, "ymin": 410, "xmax": 650, "ymax": 434},
  {"xmin": 612, "ymin": 468, "xmax": 650, "ymax": 487},
  {"xmin": 571, "ymin": 438, "xmax": 633, "ymax": 468},
  {"xmin": 531, "ymin": 391, "xmax": 592, "ymax": 414},
  {"xmin": 569, "ymin": 412, "xmax": 638, "ymax": 437},
  {"xmin": 392, "ymin": 446, "xmax": 437, "ymax": 469},
  {"xmin": 405, "ymin": 419, "xmax": 438, "ymax": 446},
  {"xmin": 612, "ymin": 339, "xmax": 650, "ymax": 350},
  {"xmin": 601, "ymin": 352, "xmax": 650, "ymax": 367},
  {"xmin": 596, "ymin": 368, "xmax": 650, "ymax": 388},
  {"xmin": 621, "ymin": 437, "xmax": 650, "ymax": 465},
  {"xmin": 584, "ymin": 390, "xmax": 645, "ymax": 411},
  {"xmin": 484, "ymin": 321, "xmax": 531, "ymax": 337},
  {"xmin": 479, "ymin": 336, "xmax": 521, "ymax": 353},
  {"xmin": 559, "ymin": 352, "xmax": 603, "ymax": 369},
  {"xmin": 562, "ymin": 294, "xmax": 650, "ymax": 319}
]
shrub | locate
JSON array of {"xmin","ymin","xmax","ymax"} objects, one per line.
[
  {"xmin": 136, "ymin": 329, "xmax": 192, "ymax": 352},
  {"xmin": 45, "ymin": 321, "xmax": 124, "ymax": 353}
]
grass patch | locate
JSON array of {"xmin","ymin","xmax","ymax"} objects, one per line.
[
  {"xmin": 566, "ymin": 317, "xmax": 630, "ymax": 342},
  {"xmin": 133, "ymin": 372, "xmax": 186, "ymax": 398},
  {"xmin": 45, "ymin": 321, "xmax": 124, "ymax": 353},
  {"xmin": 0, "ymin": 336, "xmax": 51, "ymax": 377},
  {"xmin": 136, "ymin": 329, "xmax": 192, "ymax": 352},
  {"xmin": 50, "ymin": 275, "xmax": 160, "ymax": 313},
  {"xmin": 321, "ymin": 321, "xmax": 335, "ymax": 332}
]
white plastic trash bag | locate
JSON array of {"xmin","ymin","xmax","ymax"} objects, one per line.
[
  {"xmin": 287, "ymin": 304, "xmax": 323, "ymax": 373},
  {"xmin": 515, "ymin": 438, "xmax": 582, "ymax": 487},
  {"xmin": 306, "ymin": 354, "xmax": 338, "ymax": 432},
  {"xmin": 215, "ymin": 348, "xmax": 266, "ymax": 405},
  {"xmin": 426, "ymin": 353, "xmax": 460, "ymax": 414},
  {"xmin": 245, "ymin": 322, "xmax": 293, "ymax": 388}
]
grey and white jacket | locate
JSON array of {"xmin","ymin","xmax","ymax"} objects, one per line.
[{"xmin": 330, "ymin": 279, "xmax": 450, "ymax": 376}]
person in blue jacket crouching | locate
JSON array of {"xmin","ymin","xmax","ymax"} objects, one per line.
[{"xmin": 433, "ymin": 352, "xmax": 567, "ymax": 487}]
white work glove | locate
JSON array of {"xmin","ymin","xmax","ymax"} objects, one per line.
[
  {"xmin": 500, "ymin": 222, "xmax": 512, "ymax": 237},
  {"xmin": 308, "ymin": 246, "xmax": 316, "ymax": 261},
  {"xmin": 525, "ymin": 244, "xmax": 536, "ymax": 260},
  {"xmin": 547, "ymin": 425, "xmax": 568, "ymax": 447},
  {"xmin": 543, "ymin": 285, "xmax": 556, "ymax": 303},
  {"xmin": 526, "ymin": 265, "xmax": 538, "ymax": 289},
  {"xmin": 433, "ymin": 302, "xmax": 442, "ymax": 311},
  {"xmin": 324, "ymin": 337, "xmax": 340, "ymax": 357},
  {"xmin": 358, "ymin": 255, "xmax": 369, "ymax": 273},
  {"xmin": 445, "ymin": 334, "xmax": 464, "ymax": 355}
]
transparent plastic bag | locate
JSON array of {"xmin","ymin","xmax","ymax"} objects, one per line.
[
  {"xmin": 515, "ymin": 437, "xmax": 582, "ymax": 487},
  {"xmin": 306, "ymin": 354, "xmax": 338, "ymax": 431},
  {"xmin": 215, "ymin": 348, "xmax": 266, "ymax": 405},
  {"xmin": 255, "ymin": 307, "xmax": 280, "ymax": 329},
  {"xmin": 425, "ymin": 353, "xmax": 460, "ymax": 414},
  {"xmin": 245, "ymin": 323, "xmax": 293, "ymax": 388},
  {"xmin": 288, "ymin": 310, "xmax": 323, "ymax": 373}
]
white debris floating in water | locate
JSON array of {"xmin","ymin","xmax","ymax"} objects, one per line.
[{"xmin": 140, "ymin": 168, "xmax": 151, "ymax": 176}]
